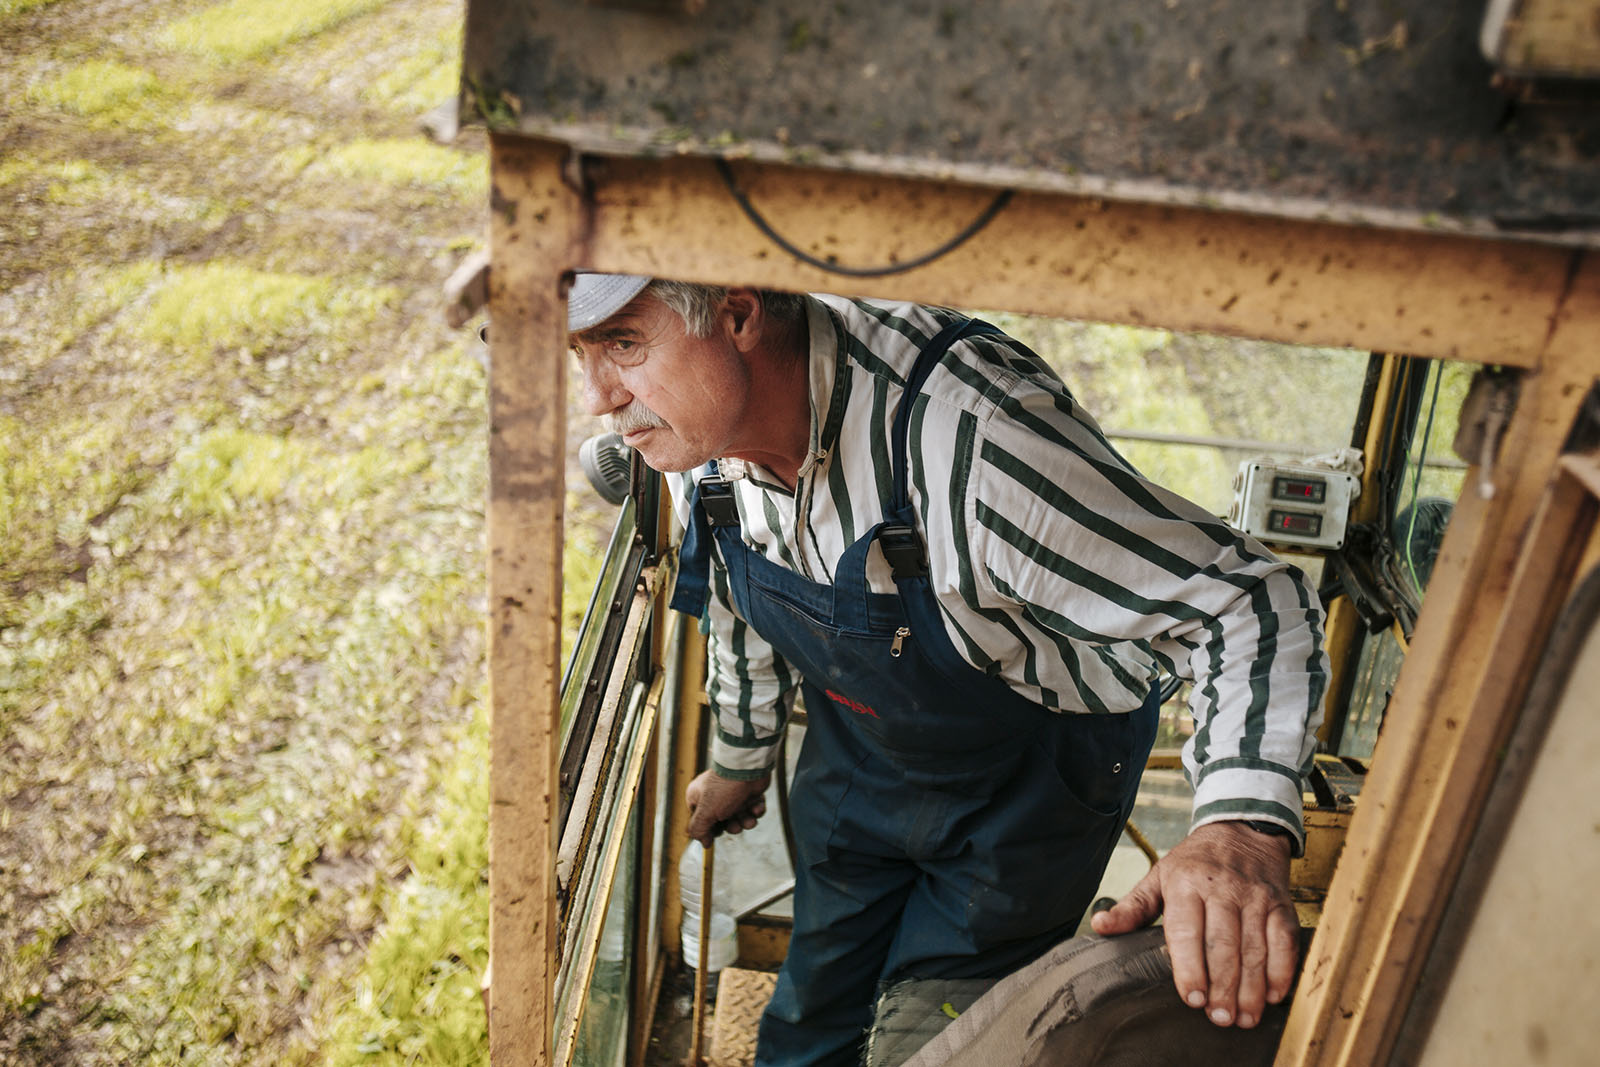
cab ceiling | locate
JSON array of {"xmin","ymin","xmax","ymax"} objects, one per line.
[{"xmin": 463, "ymin": 0, "xmax": 1600, "ymax": 248}]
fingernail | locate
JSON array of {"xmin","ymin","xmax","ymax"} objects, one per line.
[
  {"xmin": 1210, "ymin": 1008, "xmax": 1232, "ymax": 1025},
  {"xmin": 1186, "ymin": 991, "xmax": 1206, "ymax": 1008},
  {"xmin": 1238, "ymin": 1013, "xmax": 1255, "ymax": 1028}
]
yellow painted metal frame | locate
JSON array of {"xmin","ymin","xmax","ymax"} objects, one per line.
[
  {"xmin": 1311, "ymin": 351, "xmax": 1401, "ymax": 746},
  {"xmin": 1391, "ymin": 454, "xmax": 1600, "ymax": 1061},
  {"xmin": 483, "ymin": 133, "xmax": 1600, "ymax": 1066}
]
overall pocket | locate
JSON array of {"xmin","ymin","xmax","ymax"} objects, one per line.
[{"xmin": 1042, "ymin": 712, "xmax": 1139, "ymax": 819}]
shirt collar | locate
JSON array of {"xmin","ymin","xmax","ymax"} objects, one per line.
[{"xmin": 716, "ymin": 295, "xmax": 843, "ymax": 486}]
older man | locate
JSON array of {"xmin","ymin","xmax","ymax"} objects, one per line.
[{"xmin": 567, "ymin": 273, "xmax": 1325, "ymax": 1067}]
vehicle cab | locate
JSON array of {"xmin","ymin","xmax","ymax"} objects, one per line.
[{"xmin": 451, "ymin": 2, "xmax": 1600, "ymax": 1064}]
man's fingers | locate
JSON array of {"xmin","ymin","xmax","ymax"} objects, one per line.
[
  {"xmin": 686, "ymin": 807, "xmax": 718, "ymax": 845},
  {"xmin": 1235, "ymin": 902, "xmax": 1270, "ymax": 1028},
  {"xmin": 684, "ymin": 770, "xmax": 771, "ymax": 844},
  {"xmin": 1161, "ymin": 889, "xmax": 1208, "ymax": 1010},
  {"xmin": 1265, "ymin": 904, "xmax": 1300, "ymax": 1005},
  {"xmin": 1203, "ymin": 898, "xmax": 1242, "ymax": 1025}
]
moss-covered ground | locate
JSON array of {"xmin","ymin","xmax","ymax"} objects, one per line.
[{"xmin": 0, "ymin": 0, "xmax": 620, "ymax": 1062}]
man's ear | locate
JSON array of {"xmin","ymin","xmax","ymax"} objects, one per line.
[{"xmin": 722, "ymin": 288, "xmax": 764, "ymax": 352}]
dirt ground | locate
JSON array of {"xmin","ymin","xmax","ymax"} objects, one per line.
[{"xmin": 0, "ymin": 0, "xmax": 572, "ymax": 1062}]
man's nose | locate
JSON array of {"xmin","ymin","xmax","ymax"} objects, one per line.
[{"xmin": 580, "ymin": 358, "xmax": 629, "ymax": 417}]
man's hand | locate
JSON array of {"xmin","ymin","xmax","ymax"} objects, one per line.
[
  {"xmin": 686, "ymin": 770, "xmax": 772, "ymax": 845},
  {"xmin": 1090, "ymin": 821, "xmax": 1297, "ymax": 1029}
]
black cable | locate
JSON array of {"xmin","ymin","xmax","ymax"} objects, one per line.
[{"xmin": 715, "ymin": 158, "xmax": 1014, "ymax": 279}]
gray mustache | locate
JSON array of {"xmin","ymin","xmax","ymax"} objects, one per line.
[{"xmin": 608, "ymin": 404, "xmax": 667, "ymax": 435}]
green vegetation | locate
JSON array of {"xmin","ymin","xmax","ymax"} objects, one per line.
[
  {"xmin": 280, "ymin": 138, "xmax": 488, "ymax": 200},
  {"xmin": 131, "ymin": 261, "xmax": 396, "ymax": 360},
  {"xmin": 34, "ymin": 159, "xmax": 115, "ymax": 204},
  {"xmin": 364, "ymin": 25, "xmax": 462, "ymax": 113},
  {"xmin": 0, "ymin": 0, "xmax": 64, "ymax": 19},
  {"xmin": 319, "ymin": 699, "xmax": 490, "ymax": 1066},
  {"xmin": 26, "ymin": 60, "xmax": 170, "ymax": 125},
  {"xmin": 160, "ymin": 0, "xmax": 395, "ymax": 62},
  {"xmin": 1, "ymin": 1, "xmax": 520, "ymax": 1062}
]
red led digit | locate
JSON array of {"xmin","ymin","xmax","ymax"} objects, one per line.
[
  {"xmin": 1268, "ymin": 510, "xmax": 1322, "ymax": 537},
  {"xmin": 1271, "ymin": 475, "xmax": 1327, "ymax": 504}
]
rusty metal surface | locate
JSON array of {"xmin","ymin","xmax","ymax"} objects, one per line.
[
  {"xmin": 463, "ymin": 0, "xmax": 1600, "ymax": 247},
  {"xmin": 1482, "ymin": 0, "xmax": 1600, "ymax": 79},
  {"xmin": 709, "ymin": 968, "xmax": 778, "ymax": 1067}
]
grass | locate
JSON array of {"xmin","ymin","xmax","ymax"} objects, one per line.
[
  {"xmin": 160, "ymin": 0, "xmax": 397, "ymax": 63},
  {"xmin": 25, "ymin": 60, "xmax": 172, "ymax": 126},
  {"xmin": 34, "ymin": 160, "xmax": 116, "ymax": 204},
  {"xmin": 130, "ymin": 261, "xmax": 397, "ymax": 361},
  {"xmin": 318, "ymin": 699, "xmax": 490, "ymax": 1066},
  {"xmin": 1, "ymin": 1, "xmax": 517, "ymax": 1061},
  {"xmin": 0, "ymin": 0, "xmax": 63, "ymax": 18},
  {"xmin": 280, "ymin": 138, "xmax": 488, "ymax": 200},
  {"xmin": 1, "ymin": 333, "xmax": 497, "ymax": 1060},
  {"xmin": 363, "ymin": 24, "xmax": 463, "ymax": 113}
]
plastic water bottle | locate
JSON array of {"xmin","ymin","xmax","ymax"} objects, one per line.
[{"xmin": 678, "ymin": 839, "xmax": 739, "ymax": 976}]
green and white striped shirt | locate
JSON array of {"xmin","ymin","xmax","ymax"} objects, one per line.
[{"xmin": 669, "ymin": 296, "xmax": 1327, "ymax": 842}]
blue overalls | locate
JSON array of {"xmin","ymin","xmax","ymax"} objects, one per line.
[{"xmin": 672, "ymin": 319, "xmax": 1160, "ymax": 1067}]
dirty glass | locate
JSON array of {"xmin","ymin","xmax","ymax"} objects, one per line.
[
  {"xmin": 972, "ymin": 310, "xmax": 1371, "ymax": 516},
  {"xmin": 1390, "ymin": 361, "xmax": 1472, "ymax": 603},
  {"xmin": 1337, "ymin": 358, "xmax": 1473, "ymax": 759},
  {"xmin": 572, "ymin": 807, "xmax": 640, "ymax": 1067}
]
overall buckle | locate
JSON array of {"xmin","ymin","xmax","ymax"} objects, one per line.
[
  {"xmin": 699, "ymin": 478, "xmax": 740, "ymax": 527},
  {"xmin": 878, "ymin": 524, "xmax": 928, "ymax": 579}
]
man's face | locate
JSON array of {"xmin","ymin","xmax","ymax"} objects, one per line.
[{"xmin": 572, "ymin": 293, "xmax": 751, "ymax": 473}]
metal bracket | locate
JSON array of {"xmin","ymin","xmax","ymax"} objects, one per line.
[{"xmin": 1453, "ymin": 368, "xmax": 1521, "ymax": 500}]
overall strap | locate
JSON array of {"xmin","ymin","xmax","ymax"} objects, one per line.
[
  {"xmin": 669, "ymin": 460, "xmax": 738, "ymax": 617},
  {"xmin": 879, "ymin": 317, "xmax": 1004, "ymax": 578}
]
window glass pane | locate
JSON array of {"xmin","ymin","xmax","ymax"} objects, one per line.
[
  {"xmin": 1391, "ymin": 361, "xmax": 1471, "ymax": 602},
  {"xmin": 1338, "ymin": 626, "xmax": 1406, "ymax": 761},
  {"xmin": 1340, "ymin": 359, "xmax": 1472, "ymax": 757},
  {"xmin": 573, "ymin": 805, "xmax": 639, "ymax": 1067},
  {"xmin": 561, "ymin": 498, "xmax": 639, "ymax": 745},
  {"xmin": 976, "ymin": 312, "xmax": 1370, "ymax": 515}
]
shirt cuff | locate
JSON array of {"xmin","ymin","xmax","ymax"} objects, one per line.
[
  {"xmin": 1189, "ymin": 762, "xmax": 1307, "ymax": 857},
  {"xmin": 710, "ymin": 734, "xmax": 781, "ymax": 781}
]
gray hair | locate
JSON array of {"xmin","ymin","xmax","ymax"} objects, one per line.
[{"xmin": 646, "ymin": 280, "xmax": 808, "ymax": 338}]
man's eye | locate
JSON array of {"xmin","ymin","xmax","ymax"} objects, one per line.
[{"xmin": 605, "ymin": 339, "xmax": 645, "ymax": 364}]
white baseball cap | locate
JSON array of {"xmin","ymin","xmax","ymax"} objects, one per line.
[{"xmin": 568, "ymin": 273, "xmax": 652, "ymax": 332}]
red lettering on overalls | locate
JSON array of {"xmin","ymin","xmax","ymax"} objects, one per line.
[{"xmin": 825, "ymin": 688, "xmax": 880, "ymax": 719}]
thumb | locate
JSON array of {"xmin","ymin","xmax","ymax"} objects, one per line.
[
  {"xmin": 685, "ymin": 779, "xmax": 717, "ymax": 845},
  {"xmin": 686, "ymin": 804, "xmax": 718, "ymax": 846},
  {"xmin": 1090, "ymin": 867, "xmax": 1165, "ymax": 936}
]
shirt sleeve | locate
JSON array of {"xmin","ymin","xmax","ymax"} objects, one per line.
[
  {"xmin": 962, "ymin": 382, "xmax": 1327, "ymax": 851},
  {"xmin": 668, "ymin": 471, "xmax": 797, "ymax": 781}
]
